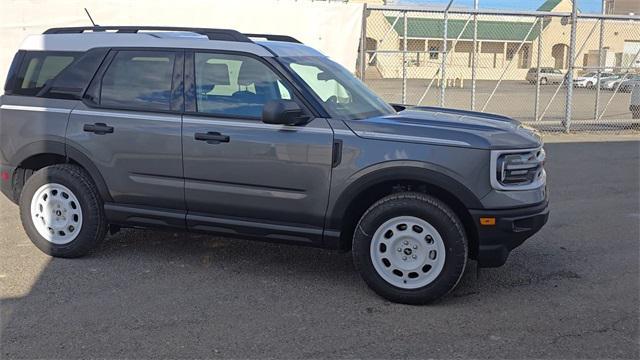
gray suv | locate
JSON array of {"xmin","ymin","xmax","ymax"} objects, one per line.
[{"xmin": 0, "ymin": 27, "xmax": 548, "ymax": 304}]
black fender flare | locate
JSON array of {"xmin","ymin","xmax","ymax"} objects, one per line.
[
  {"xmin": 326, "ymin": 162, "xmax": 484, "ymax": 231},
  {"xmin": 10, "ymin": 140, "xmax": 112, "ymax": 202}
]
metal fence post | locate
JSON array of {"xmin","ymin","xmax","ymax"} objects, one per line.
[
  {"xmin": 534, "ymin": 16, "xmax": 543, "ymax": 121},
  {"xmin": 402, "ymin": 10, "xmax": 407, "ymax": 104},
  {"xmin": 359, "ymin": 3, "xmax": 367, "ymax": 81},
  {"xmin": 564, "ymin": 0, "xmax": 578, "ymax": 132},
  {"xmin": 594, "ymin": 2, "xmax": 605, "ymax": 119},
  {"xmin": 441, "ymin": 1, "xmax": 453, "ymax": 107},
  {"xmin": 471, "ymin": 0, "xmax": 478, "ymax": 111}
]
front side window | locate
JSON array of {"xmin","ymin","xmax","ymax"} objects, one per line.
[
  {"xmin": 280, "ymin": 56, "xmax": 394, "ymax": 120},
  {"xmin": 100, "ymin": 50, "xmax": 176, "ymax": 110},
  {"xmin": 12, "ymin": 51, "xmax": 78, "ymax": 96},
  {"xmin": 194, "ymin": 53, "xmax": 292, "ymax": 118}
]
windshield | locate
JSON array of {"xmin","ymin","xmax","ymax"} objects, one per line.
[{"xmin": 279, "ymin": 56, "xmax": 395, "ymax": 120}]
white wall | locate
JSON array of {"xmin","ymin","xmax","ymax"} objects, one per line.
[{"xmin": 0, "ymin": 0, "xmax": 363, "ymax": 92}]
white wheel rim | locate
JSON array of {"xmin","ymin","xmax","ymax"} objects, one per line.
[
  {"xmin": 370, "ymin": 216, "xmax": 446, "ymax": 289},
  {"xmin": 30, "ymin": 183, "xmax": 83, "ymax": 245}
]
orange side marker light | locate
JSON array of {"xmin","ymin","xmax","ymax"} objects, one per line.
[{"xmin": 480, "ymin": 217, "xmax": 496, "ymax": 226}]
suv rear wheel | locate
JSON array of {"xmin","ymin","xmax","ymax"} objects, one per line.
[
  {"xmin": 19, "ymin": 164, "xmax": 106, "ymax": 257},
  {"xmin": 352, "ymin": 192, "xmax": 468, "ymax": 304}
]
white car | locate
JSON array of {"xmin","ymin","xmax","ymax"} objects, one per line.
[
  {"xmin": 600, "ymin": 76, "xmax": 623, "ymax": 91},
  {"xmin": 574, "ymin": 72, "xmax": 617, "ymax": 88},
  {"xmin": 617, "ymin": 76, "xmax": 640, "ymax": 93}
]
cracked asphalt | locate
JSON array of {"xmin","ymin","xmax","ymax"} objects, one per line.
[{"xmin": 1, "ymin": 140, "xmax": 638, "ymax": 359}]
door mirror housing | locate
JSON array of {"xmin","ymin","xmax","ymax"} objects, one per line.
[{"xmin": 262, "ymin": 100, "xmax": 310, "ymax": 126}]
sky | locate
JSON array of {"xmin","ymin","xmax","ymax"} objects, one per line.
[{"xmin": 398, "ymin": 0, "xmax": 603, "ymax": 14}]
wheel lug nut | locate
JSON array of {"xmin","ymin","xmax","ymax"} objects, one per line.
[
  {"xmin": 397, "ymin": 248, "xmax": 402, "ymax": 252},
  {"xmin": 412, "ymin": 255, "xmax": 417, "ymax": 259},
  {"xmin": 413, "ymin": 245, "xmax": 417, "ymax": 249},
  {"xmin": 403, "ymin": 240, "xmax": 409, "ymax": 245},
  {"xmin": 402, "ymin": 256, "xmax": 407, "ymax": 260}
]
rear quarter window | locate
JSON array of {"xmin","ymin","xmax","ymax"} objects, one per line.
[{"xmin": 10, "ymin": 51, "xmax": 79, "ymax": 96}]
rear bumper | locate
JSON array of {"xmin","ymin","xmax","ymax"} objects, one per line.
[
  {"xmin": 470, "ymin": 200, "xmax": 549, "ymax": 268},
  {"xmin": 0, "ymin": 164, "xmax": 17, "ymax": 203}
]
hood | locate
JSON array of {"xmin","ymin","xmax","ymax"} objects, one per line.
[{"xmin": 344, "ymin": 107, "xmax": 542, "ymax": 150}]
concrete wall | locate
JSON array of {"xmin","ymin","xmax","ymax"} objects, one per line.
[{"xmin": 0, "ymin": 0, "xmax": 364, "ymax": 92}]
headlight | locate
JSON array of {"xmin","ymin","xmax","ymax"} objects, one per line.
[{"xmin": 490, "ymin": 147, "xmax": 546, "ymax": 190}]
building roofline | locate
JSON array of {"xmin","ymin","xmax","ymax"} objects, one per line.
[{"xmin": 367, "ymin": 4, "xmax": 640, "ymax": 20}]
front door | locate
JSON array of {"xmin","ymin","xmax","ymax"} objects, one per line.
[{"xmin": 182, "ymin": 51, "xmax": 333, "ymax": 244}]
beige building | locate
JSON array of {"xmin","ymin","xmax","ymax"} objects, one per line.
[
  {"xmin": 605, "ymin": 0, "xmax": 640, "ymax": 15},
  {"xmin": 364, "ymin": 0, "xmax": 640, "ymax": 80}
]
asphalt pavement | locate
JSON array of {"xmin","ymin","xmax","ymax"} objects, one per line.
[{"xmin": 1, "ymin": 140, "xmax": 638, "ymax": 359}]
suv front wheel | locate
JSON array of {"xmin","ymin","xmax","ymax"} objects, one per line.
[
  {"xmin": 19, "ymin": 164, "xmax": 107, "ymax": 257},
  {"xmin": 353, "ymin": 192, "xmax": 468, "ymax": 304}
]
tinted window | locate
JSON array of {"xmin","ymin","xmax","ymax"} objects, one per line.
[
  {"xmin": 100, "ymin": 50, "xmax": 175, "ymax": 110},
  {"xmin": 43, "ymin": 48, "xmax": 108, "ymax": 100},
  {"xmin": 12, "ymin": 51, "xmax": 78, "ymax": 96},
  {"xmin": 194, "ymin": 53, "xmax": 291, "ymax": 118}
]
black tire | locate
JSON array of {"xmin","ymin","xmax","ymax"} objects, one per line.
[
  {"xmin": 19, "ymin": 164, "xmax": 106, "ymax": 258},
  {"xmin": 352, "ymin": 192, "xmax": 468, "ymax": 304},
  {"xmin": 540, "ymin": 77, "xmax": 548, "ymax": 85}
]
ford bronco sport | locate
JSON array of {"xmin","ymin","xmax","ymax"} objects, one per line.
[{"xmin": 0, "ymin": 27, "xmax": 548, "ymax": 304}]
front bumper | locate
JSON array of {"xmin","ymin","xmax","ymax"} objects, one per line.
[{"xmin": 470, "ymin": 200, "xmax": 549, "ymax": 268}]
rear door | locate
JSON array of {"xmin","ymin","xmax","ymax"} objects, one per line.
[
  {"xmin": 66, "ymin": 49, "xmax": 185, "ymax": 224},
  {"xmin": 182, "ymin": 51, "xmax": 334, "ymax": 244}
]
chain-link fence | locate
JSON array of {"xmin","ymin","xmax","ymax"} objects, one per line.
[{"xmin": 359, "ymin": 4, "xmax": 640, "ymax": 133}]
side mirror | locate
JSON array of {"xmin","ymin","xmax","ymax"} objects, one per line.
[{"xmin": 262, "ymin": 100, "xmax": 310, "ymax": 126}]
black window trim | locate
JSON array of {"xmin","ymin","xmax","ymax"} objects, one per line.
[
  {"xmin": 82, "ymin": 47, "xmax": 185, "ymax": 115},
  {"xmin": 4, "ymin": 50, "xmax": 26, "ymax": 94}
]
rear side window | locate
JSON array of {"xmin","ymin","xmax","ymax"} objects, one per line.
[
  {"xmin": 11, "ymin": 51, "xmax": 78, "ymax": 96},
  {"xmin": 100, "ymin": 50, "xmax": 176, "ymax": 111},
  {"xmin": 43, "ymin": 48, "xmax": 108, "ymax": 100}
]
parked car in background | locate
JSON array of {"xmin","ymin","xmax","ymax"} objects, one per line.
[
  {"xmin": 574, "ymin": 72, "xmax": 617, "ymax": 88},
  {"xmin": 617, "ymin": 75, "xmax": 640, "ymax": 93},
  {"xmin": 526, "ymin": 67, "xmax": 564, "ymax": 85},
  {"xmin": 600, "ymin": 75, "xmax": 624, "ymax": 91}
]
